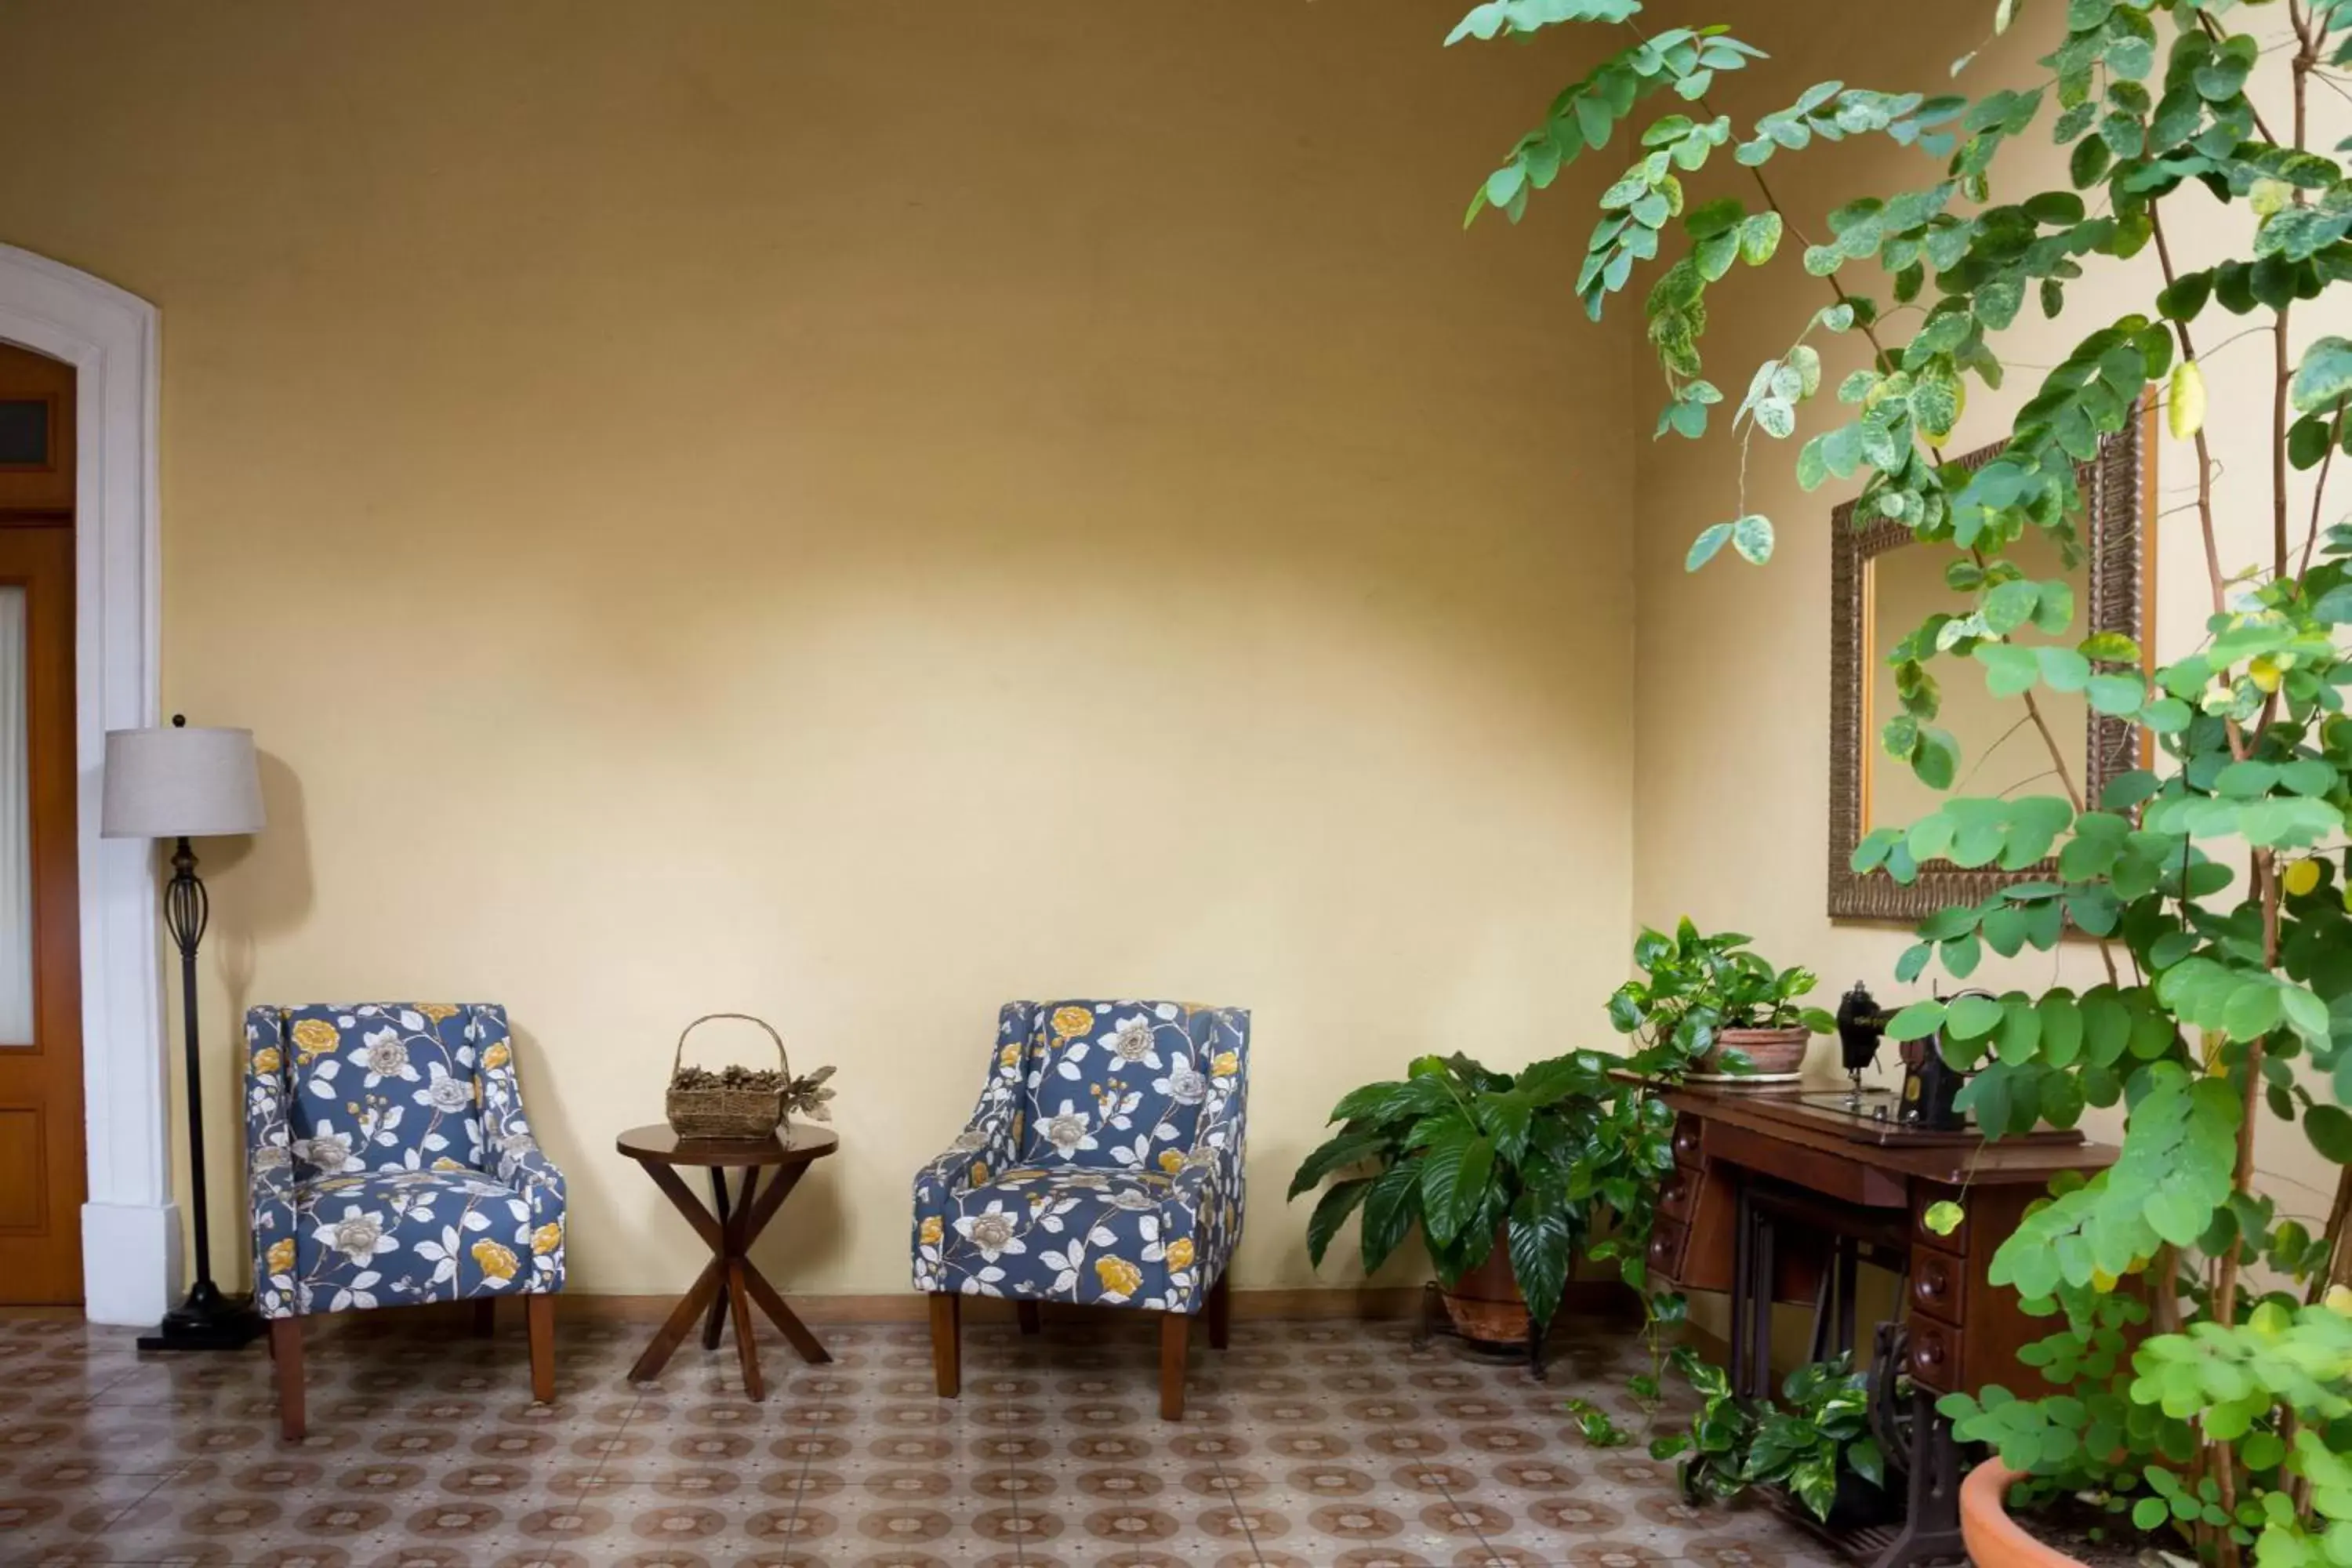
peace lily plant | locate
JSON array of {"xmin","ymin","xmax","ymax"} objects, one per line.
[{"xmin": 1443, "ymin": 0, "xmax": 2352, "ymax": 1562}]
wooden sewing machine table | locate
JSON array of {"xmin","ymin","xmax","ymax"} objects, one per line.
[{"xmin": 1646, "ymin": 1082, "xmax": 2117, "ymax": 1568}]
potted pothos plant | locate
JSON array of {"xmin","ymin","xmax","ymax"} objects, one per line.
[
  {"xmin": 1669, "ymin": 1350, "xmax": 1896, "ymax": 1528},
  {"xmin": 1288, "ymin": 1050, "xmax": 1616, "ymax": 1343},
  {"xmin": 1609, "ymin": 920, "xmax": 1838, "ymax": 1080},
  {"xmin": 1440, "ymin": 0, "xmax": 2352, "ymax": 1563}
]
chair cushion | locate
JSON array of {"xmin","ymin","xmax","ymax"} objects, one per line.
[
  {"xmin": 1018, "ymin": 1001, "xmax": 1218, "ymax": 1170},
  {"xmin": 932, "ymin": 1165, "xmax": 1199, "ymax": 1308},
  {"xmin": 281, "ymin": 1004, "xmax": 486, "ymax": 1177},
  {"xmin": 290, "ymin": 1170, "xmax": 554, "ymax": 1313}
]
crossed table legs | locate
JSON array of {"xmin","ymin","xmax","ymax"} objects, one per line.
[{"xmin": 627, "ymin": 1158, "xmax": 831, "ymax": 1399}]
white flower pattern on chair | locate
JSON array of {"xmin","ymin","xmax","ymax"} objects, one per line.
[
  {"xmin": 911, "ymin": 1000, "xmax": 1247, "ymax": 1315},
  {"xmin": 246, "ymin": 1003, "xmax": 567, "ymax": 1321}
]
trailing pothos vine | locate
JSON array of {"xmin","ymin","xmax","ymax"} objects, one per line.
[{"xmin": 1446, "ymin": 0, "xmax": 2352, "ymax": 1563}]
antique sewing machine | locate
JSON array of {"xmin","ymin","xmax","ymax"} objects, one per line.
[
  {"xmin": 1646, "ymin": 982, "xmax": 2110, "ymax": 1568},
  {"xmin": 1826, "ymin": 981, "xmax": 1969, "ymax": 1133}
]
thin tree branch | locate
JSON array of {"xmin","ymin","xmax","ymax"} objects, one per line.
[{"xmin": 2300, "ymin": 409, "xmax": 2346, "ymax": 578}]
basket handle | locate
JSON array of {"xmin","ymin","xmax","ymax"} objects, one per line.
[{"xmin": 673, "ymin": 1013, "xmax": 789, "ymax": 1080}]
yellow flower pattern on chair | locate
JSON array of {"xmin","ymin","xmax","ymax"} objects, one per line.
[
  {"xmin": 911, "ymin": 1000, "xmax": 1249, "ymax": 1315},
  {"xmin": 245, "ymin": 1002, "xmax": 567, "ymax": 1320}
]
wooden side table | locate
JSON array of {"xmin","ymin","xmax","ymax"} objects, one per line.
[{"xmin": 615, "ymin": 1122, "xmax": 839, "ymax": 1400}]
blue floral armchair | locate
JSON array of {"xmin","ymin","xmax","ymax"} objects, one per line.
[
  {"xmin": 913, "ymin": 1000, "xmax": 1249, "ymax": 1418},
  {"xmin": 245, "ymin": 1001, "xmax": 564, "ymax": 1438}
]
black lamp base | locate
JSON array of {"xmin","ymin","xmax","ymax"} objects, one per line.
[{"xmin": 136, "ymin": 1280, "xmax": 264, "ymax": 1352}]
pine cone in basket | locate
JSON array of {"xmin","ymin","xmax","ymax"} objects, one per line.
[{"xmin": 670, "ymin": 1064, "xmax": 785, "ymax": 1092}]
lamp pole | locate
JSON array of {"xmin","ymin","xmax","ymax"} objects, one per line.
[{"xmin": 114, "ymin": 715, "xmax": 263, "ymax": 1352}]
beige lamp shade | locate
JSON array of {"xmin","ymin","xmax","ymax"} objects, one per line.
[{"xmin": 100, "ymin": 721, "xmax": 266, "ymax": 839}]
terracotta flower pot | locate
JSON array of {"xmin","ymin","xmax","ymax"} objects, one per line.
[
  {"xmin": 1961, "ymin": 1460, "xmax": 2082, "ymax": 1568},
  {"xmin": 1439, "ymin": 1232, "xmax": 1530, "ymax": 1345},
  {"xmin": 1700, "ymin": 1025, "xmax": 1811, "ymax": 1080}
]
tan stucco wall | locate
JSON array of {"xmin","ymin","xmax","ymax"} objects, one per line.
[{"xmin": 0, "ymin": 1, "xmax": 1639, "ymax": 1296}]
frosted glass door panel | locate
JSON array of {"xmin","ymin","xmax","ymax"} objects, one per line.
[{"xmin": 0, "ymin": 586, "xmax": 30, "ymax": 1045}]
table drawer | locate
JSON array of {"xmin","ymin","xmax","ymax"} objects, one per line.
[
  {"xmin": 1705, "ymin": 1121, "xmax": 1908, "ymax": 1207},
  {"xmin": 1646, "ymin": 1218, "xmax": 1688, "ymax": 1286},
  {"xmin": 1913, "ymin": 1185, "xmax": 1969, "ymax": 1258},
  {"xmin": 1671, "ymin": 1115, "xmax": 1704, "ymax": 1169},
  {"xmin": 1657, "ymin": 1166, "xmax": 1697, "ymax": 1225},
  {"xmin": 1909, "ymin": 1247, "xmax": 1964, "ymax": 1327},
  {"xmin": 1907, "ymin": 1312, "xmax": 1961, "ymax": 1394}
]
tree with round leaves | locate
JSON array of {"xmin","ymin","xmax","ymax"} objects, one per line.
[{"xmin": 1449, "ymin": 0, "xmax": 2352, "ymax": 1561}]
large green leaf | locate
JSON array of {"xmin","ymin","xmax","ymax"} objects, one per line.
[
  {"xmin": 1507, "ymin": 1198, "xmax": 1577, "ymax": 1329},
  {"xmin": 2085, "ymin": 673, "xmax": 2146, "ymax": 717},
  {"xmin": 1515, "ymin": 1051, "xmax": 1607, "ymax": 1107},
  {"xmin": 1305, "ymin": 1178, "xmax": 1373, "ymax": 1268},
  {"xmin": 2081, "ymin": 989, "xmax": 2132, "ymax": 1065},
  {"xmin": 2291, "ymin": 336, "xmax": 2352, "ymax": 413},
  {"xmin": 1990, "ymin": 1065, "xmax": 2240, "ymax": 1298},
  {"xmin": 1976, "ymin": 643, "xmax": 2041, "ymax": 696},
  {"xmin": 1994, "ymin": 995, "xmax": 2042, "ymax": 1065},
  {"xmin": 1686, "ymin": 523, "xmax": 1733, "ymax": 572},
  {"xmin": 1945, "ymin": 993, "xmax": 2006, "ymax": 1041},
  {"xmin": 1731, "ymin": 514, "xmax": 1774, "ymax": 564},
  {"xmin": 2304, "ymin": 1105, "xmax": 2352, "ymax": 1163},
  {"xmin": 1328, "ymin": 1076, "xmax": 1450, "ymax": 1127},
  {"xmin": 1475, "ymin": 1091, "xmax": 1537, "ymax": 1166},
  {"xmin": 2038, "ymin": 992, "xmax": 2083, "ymax": 1068},
  {"xmin": 1358, "ymin": 1161, "xmax": 1421, "ymax": 1276},
  {"xmin": 1446, "ymin": 0, "xmax": 1646, "ymax": 45},
  {"xmin": 1419, "ymin": 1126, "xmax": 1479, "ymax": 1247},
  {"xmin": 1289, "ymin": 1129, "xmax": 1396, "ymax": 1200}
]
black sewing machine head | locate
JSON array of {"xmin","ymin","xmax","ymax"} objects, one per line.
[
  {"xmin": 1838, "ymin": 981, "xmax": 1967, "ymax": 1131},
  {"xmin": 1835, "ymin": 982, "xmax": 1889, "ymax": 1081},
  {"xmin": 1896, "ymin": 988, "xmax": 1984, "ymax": 1131}
]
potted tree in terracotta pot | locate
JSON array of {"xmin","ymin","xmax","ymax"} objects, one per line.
[
  {"xmin": 1289, "ymin": 1050, "xmax": 1618, "ymax": 1344},
  {"xmin": 1609, "ymin": 920, "xmax": 1837, "ymax": 1083}
]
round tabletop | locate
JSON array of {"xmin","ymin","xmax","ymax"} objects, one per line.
[{"xmin": 616, "ymin": 1122, "xmax": 840, "ymax": 1167}]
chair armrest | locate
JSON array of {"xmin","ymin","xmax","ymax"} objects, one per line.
[
  {"xmin": 243, "ymin": 1008, "xmax": 301, "ymax": 1318},
  {"xmin": 913, "ymin": 1081, "xmax": 1024, "ymax": 1203},
  {"xmin": 1162, "ymin": 1050, "xmax": 1248, "ymax": 1302},
  {"xmin": 497, "ymin": 1138, "xmax": 564, "ymax": 1196},
  {"xmin": 912, "ymin": 1041, "xmax": 1030, "ymax": 1293},
  {"xmin": 473, "ymin": 1006, "xmax": 567, "ymax": 1290}
]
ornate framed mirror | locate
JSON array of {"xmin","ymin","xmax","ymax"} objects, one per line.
[{"xmin": 1827, "ymin": 407, "xmax": 2155, "ymax": 921}]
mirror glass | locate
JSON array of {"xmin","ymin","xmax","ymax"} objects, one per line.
[
  {"xmin": 1826, "ymin": 407, "xmax": 2151, "ymax": 922},
  {"xmin": 1864, "ymin": 528, "xmax": 2089, "ymax": 832}
]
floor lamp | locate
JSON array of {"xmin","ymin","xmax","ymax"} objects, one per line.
[{"xmin": 103, "ymin": 715, "xmax": 267, "ymax": 1351}]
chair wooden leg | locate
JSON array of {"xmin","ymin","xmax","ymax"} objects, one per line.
[
  {"xmin": 473, "ymin": 1299, "xmax": 498, "ymax": 1338},
  {"xmin": 1016, "ymin": 1301, "xmax": 1041, "ymax": 1337},
  {"xmin": 929, "ymin": 1292, "xmax": 961, "ymax": 1398},
  {"xmin": 270, "ymin": 1319, "xmax": 306, "ymax": 1442},
  {"xmin": 526, "ymin": 1294, "xmax": 556, "ymax": 1405},
  {"xmin": 1160, "ymin": 1311, "xmax": 1189, "ymax": 1421},
  {"xmin": 1207, "ymin": 1275, "xmax": 1230, "ymax": 1350}
]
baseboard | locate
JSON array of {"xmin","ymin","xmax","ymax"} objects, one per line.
[
  {"xmin": 548, "ymin": 1287, "xmax": 1422, "ymax": 1325},
  {"xmin": 549, "ymin": 1280, "xmax": 1637, "ymax": 1326}
]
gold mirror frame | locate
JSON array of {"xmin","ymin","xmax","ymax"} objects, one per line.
[{"xmin": 1827, "ymin": 405, "xmax": 2155, "ymax": 922}]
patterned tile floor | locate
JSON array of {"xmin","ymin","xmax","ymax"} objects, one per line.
[{"xmin": 0, "ymin": 1310, "xmax": 1840, "ymax": 1568}]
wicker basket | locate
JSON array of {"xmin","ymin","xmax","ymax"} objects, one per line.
[{"xmin": 664, "ymin": 1013, "xmax": 789, "ymax": 1141}]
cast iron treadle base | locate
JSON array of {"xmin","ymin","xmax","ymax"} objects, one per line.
[
  {"xmin": 1408, "ymin": 1281, "xmax": 1549, "ymax": 1381},
  {"xmin": 1756, "ymin": 1486, "xmax": 1922, "ymax": 1566}
]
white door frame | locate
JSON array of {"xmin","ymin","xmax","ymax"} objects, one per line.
[{"xmin": 0, "ymin": 244, "xmax": 170, "ymax": 1326}]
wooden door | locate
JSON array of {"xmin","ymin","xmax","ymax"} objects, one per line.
[{"xmin": 0, "ymin": 342, "xmax": 82, "ymax": 1305}]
